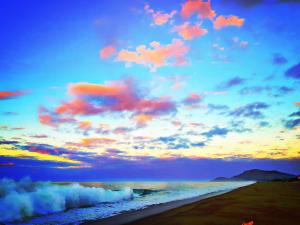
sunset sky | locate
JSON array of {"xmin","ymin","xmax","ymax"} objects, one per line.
[{"xmin": 1, "ymin": 0, "xmax": 299, "ymax": 180}]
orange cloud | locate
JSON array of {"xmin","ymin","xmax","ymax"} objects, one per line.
[
  {"xmin": 173, "ymin": 23, "xmax": 208, "ymax": 40},
  {"xmin": 67, "ymin": 137, "xmax": 117, "ymax": 148},
  {"xmin": 295, "ymin": 102, "xmax": 300, "ymax": 106},
  {"xmin": 77, "ymin": 121, "xmax": 92, "ymax": 133},
  {"xmin": 39, "ymin": 107, "xmax": 76, "ymax": 127},
  {"xmin": 69, "ymin": 82, "xmax": 126, "ymax": 97},
  {"xmin": 145, "ymin": 3, "xmax": 177, "ymax": 26},
  {"xmin": 133, "ymin": 114, "xmax": 154, "ymax": 127},
  {"xmin": 56, "ymin": 98, "xmax": 104, "ymax": 115},
  {"xmin": 0, "ymin": 90, "xmax": 27, "ymax": 100},
  {"xmin": 181, "ymin": 0, "xmax": 216, "ymax": 20},
  {"xmin": 214, "ymin": 15, "xmax": 244, "ymax": 29},
  {"xmin": 117, "ymin": 39, "xmax": 189, "ymax": 71},
  {"xmin": 100, "ymin": 45, "xmax": 116, "ymax": 59}
]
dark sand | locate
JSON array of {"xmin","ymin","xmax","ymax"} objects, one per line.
[{"xmin": 83, "ymin": 181, "xmax": 300, "ymax": 225}]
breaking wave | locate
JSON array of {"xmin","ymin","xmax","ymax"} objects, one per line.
[{"xmin": 0, "ymin": 177, "xmax": 133, "ymax": 222}]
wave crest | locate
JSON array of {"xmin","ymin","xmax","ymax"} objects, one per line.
[{"xmin": 0, "ymin": 177, "xmax": 133, "ymax": 222}]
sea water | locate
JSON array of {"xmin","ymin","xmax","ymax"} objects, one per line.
[{"xmin": 1, "ymin": 179, "xmax": 254, "ymax": 225}]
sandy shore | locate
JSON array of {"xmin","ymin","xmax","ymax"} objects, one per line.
[
  {"xmin": 82, "ymin": 181, "xmax": 300, "ymax": 225},
  {"xmin": 82, "ymin": 188, "xmax": 239, "ymax": 225}
]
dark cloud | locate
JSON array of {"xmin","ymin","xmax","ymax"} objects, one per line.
[
  {"xmin": 284, "ymin": 118, "xmax": 300, "ymax": 129},
  {"xmin": 259, "ymin": 121, "xmax": 271, "ymax": 127},
  {"xmin": 217, "ymin": 76, "xmax": 246, "ymax": 90},
  {"xmin": 239, "ymin": 85, "xmax": 294, "ymax": 97},
  {"xmin": 190, "ymin": 142, "xmax": 206, "ymax": 147},
  {"xmin": 222, "ymin": 0, "xmax": 263, "ymax": 8},
  {"xmin": 289, "ymin": 110, "xmax": 300, "ymax": 117},
  {"xmin": 284, "ymin": 109, "xmax": 300, "ymax": 129},
  {"xmin": 155, "ymin": 135, "xmax": 206, "ymax": 150},
  {"xmin": 279, "ymin": 0, "xmax": 300, "ymax": 3},
  {"xmin": 202, "ymin": 127, "xmax": 229, "ymax": 138},
  {"xmin": 285, "ymin": 62, "xmax": 300, "ymax": 79},
  {"xmin": 272, "ymin": 53, "xmax": 288, "ymax": 65},
  {"xmin": 207, "ymin": 104, "xmax": 229, "ymax": 114},
  {"xmin": 229, "ymin": 120, "xmax": 252, "ymax": 133},
  {"xmin": 229, "ymin": 102, "xmax": 269, "ymax": 119},
  {"xmin": 2, "ymin": 112, "xmax": 18, "ymax": 116}
]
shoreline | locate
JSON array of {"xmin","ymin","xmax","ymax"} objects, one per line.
[{"xmin": 82, "ymin": 186, "xmax": 246, "ymax": 225}]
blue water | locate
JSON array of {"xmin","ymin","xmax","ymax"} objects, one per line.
[{"xmin": 1, "ymin": 179, "xmax": 254, "ymax": 225}]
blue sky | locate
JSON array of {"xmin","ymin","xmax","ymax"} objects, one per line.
[{"xmin": 0, "ymin": 0, "xmax": 300, "ymax": 180}]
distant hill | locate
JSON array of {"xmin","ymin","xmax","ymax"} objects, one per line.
[{"xmin": 212, "ymin": 169, "xmax": 297, "ymax": 182}]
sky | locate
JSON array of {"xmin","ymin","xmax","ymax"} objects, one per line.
[{"xmin": 0, "ymin": 0, "xmax": 300, "ymax": 181}]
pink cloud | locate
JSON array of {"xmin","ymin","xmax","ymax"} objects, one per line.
[
  {"xmin": 41, "ymin": 78, "xmax": 177, "ymax": 127},
  {"xmin": 181, "ymin": 0, "xmax": 216, "ymax": 20},
  {"xmin": 0, "ymin": 90, "xmax": 27, "ymax": 100},
  {"xmin": 100, "ymin": 45, "xmax": 116, "ymax": 59},
  {"xmin": 183, "ymin": 93, "xmax": 203, "ymax": 105},
  {"xmin": 182, "ymin": 93, "xmax": 203, "ymax": 109},
  {"xmin": 214, "ymin": 15, "xmax": 244, "ymax": 29},
  {"xmin": 39, "ymin": 107, "xmax": 76, "ymax": 127},
  {"xmin": 144, "ymin": 3, "xmax": 177, "ymax": 26},
  {"xmin": 173, "ymin": 22, "xmax": 208, "ymax": 40},
  {"xmin": 295, "ymin": 102, "xmax": 300, "ymax": 106},
  {"xmin": 117, "ymin": 39, "xmax": 189, "ymax": 71}
]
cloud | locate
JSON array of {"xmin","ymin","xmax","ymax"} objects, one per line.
[
  {"xmin": 285, "ymin": 61, "xmax": 300, "ymax": 79},
  {"xmin": 29, "ymin": 135, "xmax": 48, "ymax": 139},
  {"xmin": 116, "ymin": 39, "xmax": 189, "ymax": 71},
  {"xmin": 0, "ymin": 162, "xmax": 15, "ymax": 167},
  {"xmin": 41, "ymin": 78, "xmax": 176, "ymax": 127},
  {"xmin": 0, "ymin": 126, "xmax": 24, "ymax": 131},
  {"xmin": 284, "ymin": 109, "xmax": 300, "ymax": 129},
  {"xmin": 2, "ymin": 112, "xmax": 18, "ymax": 116},
  {"xmin": 239, "ymin": 85, "xmax": 294, "ymax": 97},
  {"xmin": 289, "ymin": 110, "xmax": 300, "ymax": 117},
  {"xmin": 222, "ymin": 0, "xmax": 263, "ymax": 8},
  {"xmin": 173, "ymin": 23, "xmax": 208, "ymax": 40},
  {"xmin": 258, "ymin": 121, "xmax": 271, "ymax": 128},
  {"xmin": 295, "ymin": 102, "xmax": 300, "ymax": 106},
  {"xmin": 144, "ymin": 3, "xmax": 177, "ymax": 26},
  {"xmin": 180, "ymin": 0, "xmax": 216, "ymax": 19},
  {"xmin": 272, "ymin": 53, "xmax": 287, "ymax": 65},
  {"xmin": 231, "ymin": 37, "xmax": 249, "ymax": 49},
  {"xmin": 218, "ymin": 76, "xmax": 246, "ymax": 90},
  {"xmin": 229, "ymin": 120, "xmax": 252, "ymax": 133},
  {"xmin": 67, "ymin": 138, "xmax": 116, "ymax": 148},
  {"xmin": 39, "ymin": 107, "xmax": 76, "ymax": 127},
  {"xmin": 229, "ymin": 102, "xmax": 269, "ymax": 119},
  {"xmin": 182, "ymin": 93, "xmax": 203, "ymax": 109},
  {"xmin": 207, "ymin": 104, "xmax": 229, "ymax": 114},
  {"xmin": 214, "ymin": 15, "xmax": 245, "ymax": 29},
  {"xmin": 0, "ymin": 144, "xmax": 81, "ymax": 165},
  {"xmin": 155, "ymin": 135, "xmax": 203, "ymax": 150},
  {"xmin": 190, "ymin": 142, "xmax": 206, "ymax": 147},
  {"xmin": 0, "ymin": 91, "xmax": 27, "ymax": 100},
  {"xmin": 202, "ymin": 126, "xmax": 229, "ymax": 138},
  {"xmin": 284, "ymin": 119, "xmax": 300, "ymax": 129},
  {"xmin": 100, "ymin": 45, "xmax": 116, "ymax": 59}
]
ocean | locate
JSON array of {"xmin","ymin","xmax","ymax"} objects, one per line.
[{"xmin": 0, "ymin": 179, "xmax": 254, "ymax": 225}]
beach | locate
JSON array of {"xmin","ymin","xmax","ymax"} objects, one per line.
[{"xmin": 83, "ymin": 181, "xmax": 300, "ymax": 225}]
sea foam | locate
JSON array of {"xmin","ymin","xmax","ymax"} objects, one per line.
[{"xmin": 0, "ymin": 177, "xmax": 133, "ymax": 222}]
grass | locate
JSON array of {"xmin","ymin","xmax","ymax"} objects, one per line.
[{"xmin": 127, "ymin": 181, "xmax": 300, "ymax": 225}]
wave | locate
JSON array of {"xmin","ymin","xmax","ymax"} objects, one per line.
[{"xmin": 0, "ymin": 177, "xmax": 133, "ymax": 222}]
